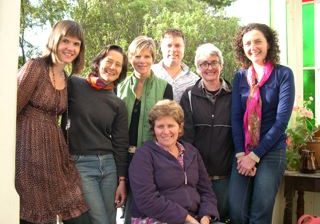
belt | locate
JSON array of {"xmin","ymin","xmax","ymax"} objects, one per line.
[
  {"xmin": 128, "ymin": 146, "xmax": 137, "ymax": 154},
  {"xmin": 208, "ymin": 175, "xmax": 229, "ymax": 180}
]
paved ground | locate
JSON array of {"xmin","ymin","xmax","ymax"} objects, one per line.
[{"xmin": 116, "ymin": 207, "xmax": 125, "ymax": 224}]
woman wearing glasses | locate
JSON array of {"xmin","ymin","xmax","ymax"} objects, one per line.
[{"xmin": 180, "ymin": 43, "xmax": 233, "ymax": 223}]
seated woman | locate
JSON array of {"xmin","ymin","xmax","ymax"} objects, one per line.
[{"xmin": 129, "ymin": 99, "xmax": 220, "ymax": 224}]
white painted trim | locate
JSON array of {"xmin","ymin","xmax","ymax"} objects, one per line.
[
  {"xmin": 286, "ymin": 0, "xmax": 303, "ymax": 102},
  {"xmin": 0, "ymin": 0, "xmax": 21, "ymax": 223},
  {"xmin": 270, "ymin": 0, "xmax": 288, "ymax": 65}
]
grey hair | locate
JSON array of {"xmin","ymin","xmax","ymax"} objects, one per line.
[{"xmin": 194, "ymin": 43, "xmax": 224, "ymax": 67}]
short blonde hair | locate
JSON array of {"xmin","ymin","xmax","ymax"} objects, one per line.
[
  {"xmin": 42, "ymin": 20, "xmax": 85, "ymax": 74},
  {"xmin": 148, "ymin": 99, "xmax": 184, "ymax": 138},
  {"xmin": 128, "ymin": 36, "xmax": 156, "ymax": 63},
  {"xmin": 194, "ymin": 43, "xmax": 224, "ymax": 68}
]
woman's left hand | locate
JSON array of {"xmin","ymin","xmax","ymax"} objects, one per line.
[
  {"xmin": 114, "ymin": 181, "xmax": 126, "ymax": 208},
  {"xmin": 237, "ymin": 155, "xmax": 256, "ymax": 176},
  {"xmin": 200, "ymin": 216, "xmax": 211, "ymax": 224}
]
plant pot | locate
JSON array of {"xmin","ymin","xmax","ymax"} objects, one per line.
[
  {"xmin": 306, "ymin": 140, "xmax": 320, "ymax": 169},
  {"xmin": 300, "ymin": 149, "xmax": 317, "ymax": 173}
]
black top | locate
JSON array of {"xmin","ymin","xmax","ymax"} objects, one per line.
[
  {"xmin": 128, "ymin": 84, "xmax": 173, "ymax": 147},
  {"xmin": 62, "ymin": 76, "xmax": 129, "ymax": 176},
  {"xmin": 180, "ymin": 79, "xmax": 234, "ymax": 176}
]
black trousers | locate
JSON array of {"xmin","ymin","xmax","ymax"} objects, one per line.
[{"xmin": 20, "ymin": 212, "xmax": 92, "ymax": 224}]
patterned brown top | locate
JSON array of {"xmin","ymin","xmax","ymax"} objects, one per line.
[{"xmin": 16, "ymin": 58, "xmax": 88, "ymax": 223}]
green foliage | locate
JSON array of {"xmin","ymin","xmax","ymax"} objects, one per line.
[
  {"xmin": 20, "ymin": 0, "xmax": 39, "ymax": 64},
  {"xmin": 142, "ymin": 5, "xmax": 239, "ymax": 81},
  {"xmin": 200, "ymin": 0, "xmax": 236, "ymax": 10},
  {"xmin": 19, "ymin": 0, "xmax": 69, "ymax": 65},
  {"xmin": 69, "ymin": 0, "xmax": 239, "ymax": 80},
  {"xmin": 286, "ymin": 150, "xmax": 301, "ymax": 171},
  {"xmin": 20, "ymin": 0, "xmax": 240, "ymax": 81}
]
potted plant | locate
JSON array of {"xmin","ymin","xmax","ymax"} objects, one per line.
[{"xmin": 286, "ymin": 97, "xmax": 319, "ymax": 171}]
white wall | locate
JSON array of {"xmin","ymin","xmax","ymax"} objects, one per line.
[
  {"xmin": 224, "ymin": 0, "xmax": 270, "ymax": 25},
  {"xmin": 0, "ymin": 0, "xmax": 20, "ymax": 223}
]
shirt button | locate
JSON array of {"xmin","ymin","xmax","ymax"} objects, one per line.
[{"xmin": 212, "ymin": 114, "xmax": 215, "ymax": 118}]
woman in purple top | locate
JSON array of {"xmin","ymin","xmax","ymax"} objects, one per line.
[
  {"xmin": 129, "ymin": 100, "xmax": 220, "ymax": 224},
  {"xmin": 229, "ymin": 23, "xmax": 295, "ymax": 224}
]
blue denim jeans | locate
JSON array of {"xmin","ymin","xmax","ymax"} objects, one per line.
[
  {"xmin": 229, "ymin": 149, "xmax": 285, "ymax": 224},
  {"xmin": 73, "ymin": 154, "xmax": 117, "ymax": 224},
  {"xmin": 211, "ymin": 178, "xmax": 230, "ymax": 222}
]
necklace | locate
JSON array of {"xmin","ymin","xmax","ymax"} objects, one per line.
[
  {"xmin": 51, "ymin": 66, "xmax": 59, "ymax": 122},
  {"xmin": 52, "ymin": 66, "xmax": 70, "ymax": 144}
]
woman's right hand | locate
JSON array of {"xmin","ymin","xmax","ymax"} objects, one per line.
[
  {"xmin": 237, "ymin": 155, "xmax": 257, "ymax": 176},
  {"xmin": 114, "ymin": 180, "xmax": 126, "ymax": 208},
  {"xmin": 185, "ymin": 214, "xmax": 200, "ymax": 224}
]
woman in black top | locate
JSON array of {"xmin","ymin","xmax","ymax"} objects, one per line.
[{"xmin": 62, "ymin": 45, "xmax": 129, "ymax": 224}]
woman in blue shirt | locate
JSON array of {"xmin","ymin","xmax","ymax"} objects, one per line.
[{"xmin": 229, "ymin": 23, "xmax": 295, "ymax": 224}]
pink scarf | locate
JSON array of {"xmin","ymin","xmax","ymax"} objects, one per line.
[{"xmin": 243, "ymin": 61, "xmax": 274, "ymax": 154}]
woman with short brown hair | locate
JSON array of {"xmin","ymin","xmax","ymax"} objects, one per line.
[{"xmin": 16, "ymin": 20, "xmax": 90, "ymax": 224}]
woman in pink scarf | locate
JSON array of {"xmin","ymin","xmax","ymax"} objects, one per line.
[{"xmin": 229, "ymin": 23, "xmax": 295, "ymax": 224}]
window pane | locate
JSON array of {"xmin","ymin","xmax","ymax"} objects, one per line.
[
  {"xmin": 303, "ymin": 69, "xmax": 315, "ymax": 121},
  {"xmin": 303, "ymin": 3, "xmax": 315, "ymax": 67}
]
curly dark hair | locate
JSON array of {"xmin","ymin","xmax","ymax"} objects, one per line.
[
  {"xmin": 91, "ymin": 44, "xmax": 128, "ymax": 85},
  {"xmin": 233, "ymin": 23, "xmax": 280, "ymax": 69}
]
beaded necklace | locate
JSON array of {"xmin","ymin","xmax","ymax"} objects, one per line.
[
  {"xmin": 51, "ymin": 66, "xmax": 59, "ymax": 121},
  {"xmin": 51, "ymin": 66, "xmax": 70, "ymax": 145},
  {"xmin": 51, "ymin": 67, "xmax": 67, "ymax": 224}
]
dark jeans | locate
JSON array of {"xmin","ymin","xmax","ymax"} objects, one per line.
[
  {"xmin": 229, "ymin": 149, "xmax": 285, "ymax": 224},
  {"xmin": 20, "ymin": 212, "xmax": 92, "ymax": 224},
  {"xmin": 211, "ymin": 178, "xmax": 230, "ymax": 222},
  {"xmin": 123, "ymin": 152, "xmax": 135, "ymax": 224}
]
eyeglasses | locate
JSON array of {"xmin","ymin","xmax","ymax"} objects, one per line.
[{"xmin": 198, "ymin": 61, "xmax": 220, "ymax": 69}]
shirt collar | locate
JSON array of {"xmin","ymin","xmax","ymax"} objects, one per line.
[
  {"xmin": 159, "ymin": 60, "xmax": 190, "ymax": 77},
  {"xmin": 200, "ymin": 78, "xmax": 231, "ymax": 95}
]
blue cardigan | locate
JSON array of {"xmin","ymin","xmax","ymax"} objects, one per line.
[
  {"xmin": 129, "ymin": 140, "xmax": 219, "ymax": 224},
  {"xmin": 231, "ymin": 64, "xmax": 295, "ymax": 158}
]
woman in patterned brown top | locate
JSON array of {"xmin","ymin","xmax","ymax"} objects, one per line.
[{"xmin": 16, "ymin": 20, "xmax": 91, "ymax": 224}]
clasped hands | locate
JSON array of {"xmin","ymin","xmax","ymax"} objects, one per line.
[
  {"xmin": 237, "ymin": 155, "xmax": 257, "ymax": 176},
  {"xmin": 185, "ymin": 214, "xmax": 211, "ymax": 224}
]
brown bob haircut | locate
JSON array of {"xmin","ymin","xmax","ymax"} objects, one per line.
[{"xmin": 42, "ymin": 20, "xmax": 85, "ymax": 74}]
